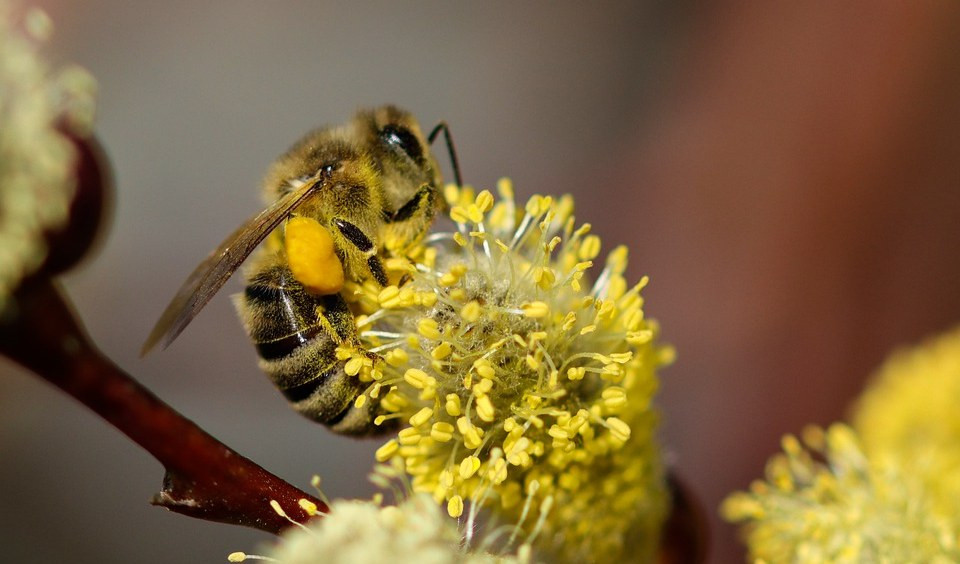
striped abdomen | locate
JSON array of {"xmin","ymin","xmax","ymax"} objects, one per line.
[{"xmin": 237, "ymin": 262, "xmax": 374, "ymax": 434}]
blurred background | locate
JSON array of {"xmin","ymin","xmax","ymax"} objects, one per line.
[{"xmin": 3, "ymin": 1, "xmax": 960, "ymax": 562}]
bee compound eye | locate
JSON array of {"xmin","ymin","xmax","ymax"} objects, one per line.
[
  {"xmin": 319, "ymin": 162, "xmax": 340, "ymax": 177},
  {"xmin": 379, "ymin": 125, "xmax": 423, "ymax": 163}
]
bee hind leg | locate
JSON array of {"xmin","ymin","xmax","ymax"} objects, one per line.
[
  {"xmin": 328, "ymin": 390, "xmax": 393, "ymax": 436},
  {"xmin": 286, "ymin": 352, "xmax": 389, "ymax": 436},
  {"xmin": 282, "ymin": 358, "xmax": 373, "ymax": 434},
  {"xmin": 325, "ymin": 347, "xmax": 387, "ymax": 435}
]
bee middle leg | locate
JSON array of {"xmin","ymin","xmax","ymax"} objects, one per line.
[{"xmin": 333, "ymin": 218, "xmax": 387, "ymax": 286}]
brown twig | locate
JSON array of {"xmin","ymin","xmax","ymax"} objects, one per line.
[
  {"xmin": 0, "ymin": 135, "xmax": 327, "ymax": 534},
  {"xmin": 0, "ymin": 280, "xmax": 327, "ymax": 533},
  {"xmin": 657, "ymin": 471, "xmax": 709, "ymax": 564}
]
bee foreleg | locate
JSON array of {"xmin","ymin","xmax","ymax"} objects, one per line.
[
  {"xmin": 390, "ymin": 184, "xmax": 435, "ymax": 224},
  {"xmin": 382, "ymin": 185, "xmax": 437, "ymax": 258}
]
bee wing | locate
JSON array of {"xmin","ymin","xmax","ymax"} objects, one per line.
[{"xmin": 141, "ymin": 179, "xmax": 323, "ymax": 356}]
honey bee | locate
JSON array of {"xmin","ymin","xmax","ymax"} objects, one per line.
[{"xmin": 142, "ymin": 106, "xmax": 459, "ymax": 434}]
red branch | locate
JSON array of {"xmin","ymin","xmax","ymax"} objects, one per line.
[{"xmin": 0, "ymin": 280, "xmax": 328, "ymax": 533}]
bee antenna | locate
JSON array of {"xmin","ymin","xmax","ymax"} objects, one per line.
[{"xmin": 427, "ymin": 121, "xmax": 463, "ymax": 188}]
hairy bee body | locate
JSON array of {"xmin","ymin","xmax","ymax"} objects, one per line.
[
  {"xmin": 237, "ymin": 253, "xmax": 372, "ymax": 433},
  {"xmin": 144, "ymin": 106, "xmax": 450, "ymax": 435}
]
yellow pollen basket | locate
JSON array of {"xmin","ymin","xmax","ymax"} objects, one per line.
[{"xmin": 285, "ymin": 216, "xmax": 344, "ymax": 295}]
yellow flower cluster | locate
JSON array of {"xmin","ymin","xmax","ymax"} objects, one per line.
[
  {"xmin": 231, "ymin": 493, "xmax": 520, "ymax": 564},
  {"xmin": 340, "ymin": 179, "xmax": 671, "ymax": 561},
  {"xmin": 853, "ymin": 326, "xmax": 960, "ymax": 519},
  {"xmin": 722, "ymin": 424, "xmax": 958, "ymax": 562},
  {"xmin": 0, "ymin": 3, "xmax": 95, "ymax": 310},
  {"xmin": 723, "ymin": 327, "xmax": 960, "ymax": 562}
]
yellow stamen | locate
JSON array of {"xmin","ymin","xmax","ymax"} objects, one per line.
[
  {"xmin": 418, "ymin": 319, "xmax": 441, "ymax": 340},
  {"xmin": 409, "ymin": 407, "xmax": 434, "ymax": 427},
  {"xmin": 430, "ymin": 422, "xmax": 455, "ymax": 442},
  {"xmin": 476, "ymin": 394, "xmax": 496, "ymax": 422},
  {"xmin": 437, "ymin": 396, "xmax": 459, "ymax": 420},
  {"xmin": 522, "ymin": 301, "xmax": 550, "ymax": 318}
]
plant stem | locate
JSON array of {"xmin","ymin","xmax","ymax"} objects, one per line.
[{"xmin": 0, "ymin": 280, "xmax": 328, "ymax": 534}]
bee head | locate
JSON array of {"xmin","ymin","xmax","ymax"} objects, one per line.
[{"xmin": 361, "ymin": 105, "xmax": 442, "ymax": 213}]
